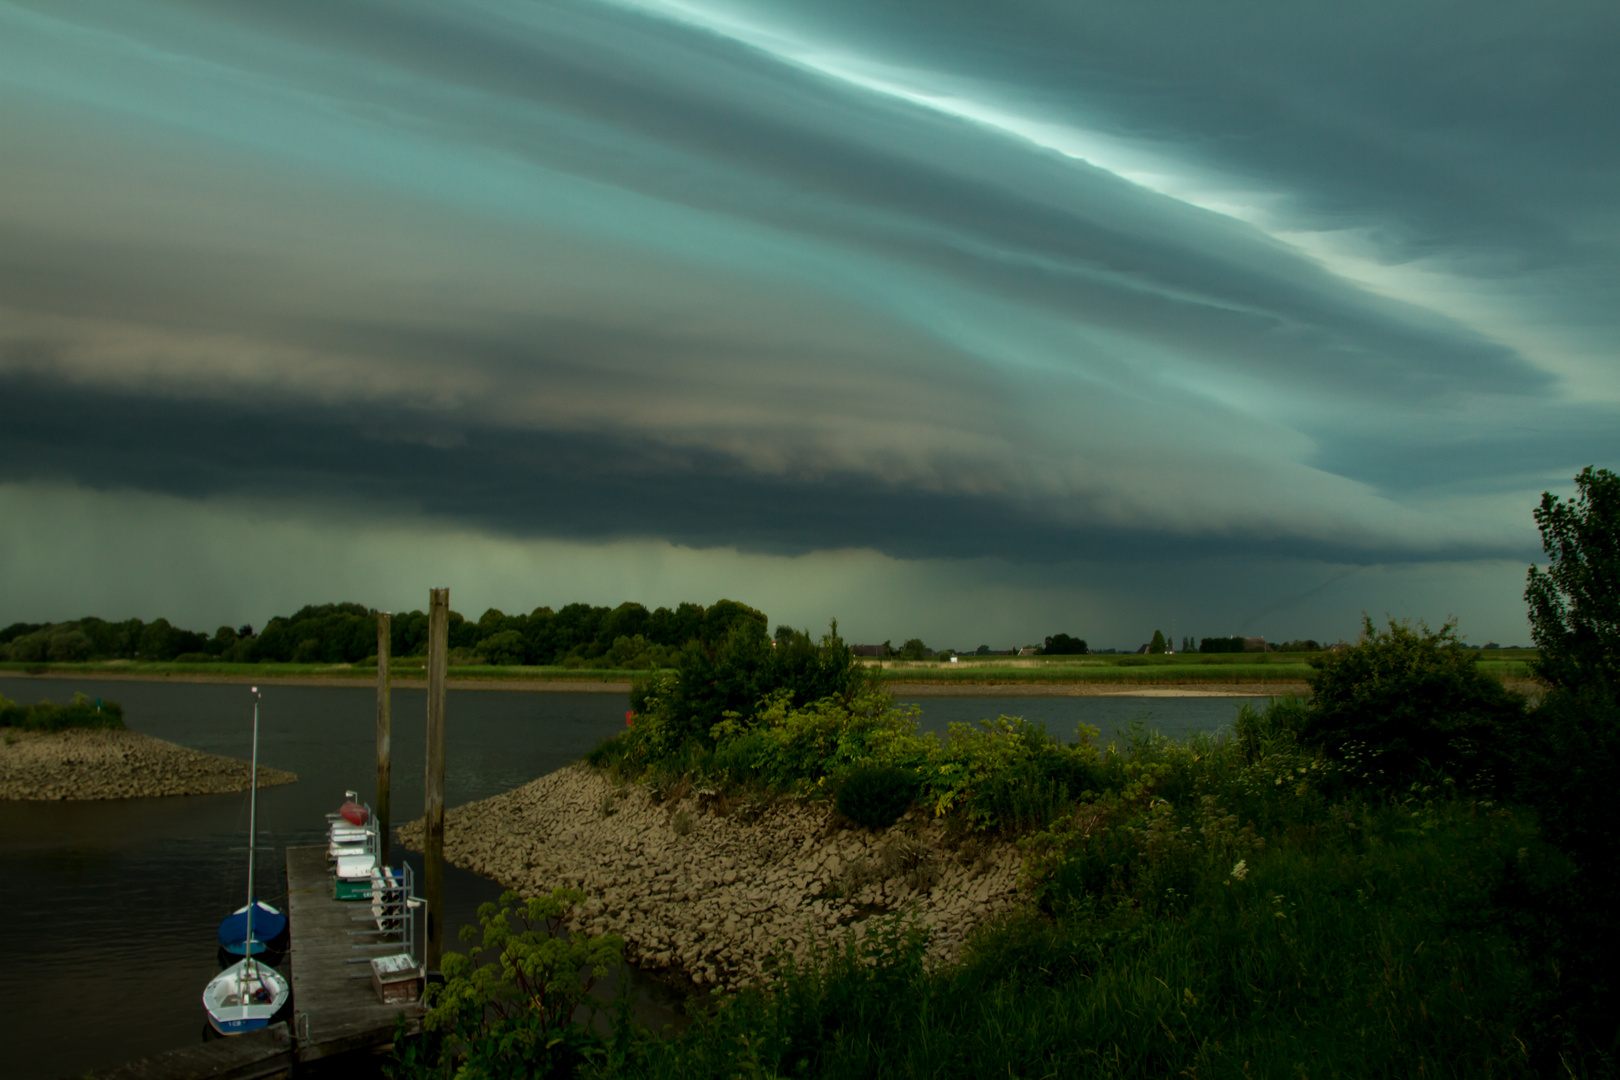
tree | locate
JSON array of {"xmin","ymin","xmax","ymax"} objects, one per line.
[
  {"xmin": 1526, "ymin": 466, "xmax": 1620, "ymax": 699},
  {"xmin": 1302, "ymin": 616, "xmax": 1523, "ymax": 789},
  {"xmin": 899, "ymin": 638, "xmax": 928, "ymax": 660},
  {"xmin": 1042, "ymin": 633, "xmax": 1088, "ymax": 655},
  {"xmin": 1148, "ymin": 629, "xmax": 1167, "ymax": 655}
]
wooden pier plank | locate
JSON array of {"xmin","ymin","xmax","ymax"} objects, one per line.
[
  {"xmin": 284, "ymin": 845, "xmax": 423, "ymax": 1064},
  {"xmin": 77, "ymin": 1024, "xmax": 292, "ymax": 1080}
]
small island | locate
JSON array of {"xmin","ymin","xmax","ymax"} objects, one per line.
[{"xmin": 0, "ymin": 694, "xmax": 296, "ymax": 800}]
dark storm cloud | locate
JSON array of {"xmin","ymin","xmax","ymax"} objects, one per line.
[
  {"xmin": 0, "ymin": 374, "xmax": 1535, "ymax": 565},
  {"xmin": 1, "ymin": 0, "xmax": 1615, "ymax": 568}
]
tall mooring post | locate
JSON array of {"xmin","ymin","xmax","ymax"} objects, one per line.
[
  {"xmin": 424, "ymin": 587, "xmax": 449, "ymax": 973},
  {"xmin": 376, "ymin": 611, "xmax": 392, "ymax": 869}
]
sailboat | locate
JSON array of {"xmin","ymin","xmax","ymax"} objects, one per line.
[
  {"xmin": 204, "ymin": 687, "xmax": 290, "ymax": 1036},
  {"xmin": 217, "ymin": 899, "xmax": 288, "ymax": 962}
]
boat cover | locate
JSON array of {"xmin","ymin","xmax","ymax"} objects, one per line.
[
  {"xmin": 340, "ymin": 800, "xmax": 370, "ymax": 826},
  {"xmin": 336, "ymin": 853, "xmax": 377, "ymax": 880},
  {"xmin": 217, "ymin": 899, "xmax": 287, "ymax": 951}
]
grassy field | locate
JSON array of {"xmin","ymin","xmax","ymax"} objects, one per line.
[
  {"xmin": 871, "ymin": 650, "xmax": 1537, "ymax": 685},
  {"xmin": 1, "ymin": 650, "xmax": 1538, "ymax": 686}
]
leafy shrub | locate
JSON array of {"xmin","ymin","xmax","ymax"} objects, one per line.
[
  {"xmin": 931, "ymin": 717, "xmax": 1103, "ymax": 830},
  {"xmin": 1301, "ymin": 616, "xmax": 1524, "ymax": 790},
  {"xmin": 398, "ymin": 889, "xmax": 624, "ymax": 1080},
  {"xmin": 0, "ymin": 693, "xmax": 125, "ymax": 731},
  {"xmin": 835, "ymin": 765, "xmax": 920, "ymax": 829},
  {"xmin": 648, "ymin": 621, "xmax": 875, "ymax": 750}
]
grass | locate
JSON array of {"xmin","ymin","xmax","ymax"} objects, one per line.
[
  {"xmin": 0, "ymin": 652, "xmax": 1537, "ymax": 687},
  {"xmin": 874, "ymin": 651, "xmax": 1537, "ymax": 685},
  {"xmin": 880, "ymin": 662, "xmax": 1315, "ymax": 684},
  {"xmin": 588, "ymin": 727, "xmax": 1548, "ymax": 1080}
]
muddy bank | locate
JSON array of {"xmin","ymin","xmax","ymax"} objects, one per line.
[
  {"xmin": 400, "ymin": 764, "xmax": 1023, "ymax": 992},
  {"xmin": 0, "ymin": 727, "xmax": 297, "ymax": 800}
]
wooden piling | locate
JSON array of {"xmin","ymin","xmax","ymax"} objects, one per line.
[
  {"xmin": 376, "ymin": 611, "xmax": 392, "ymax": 869},
  {"xmin": 424, "ymin": 587, "xmax": 449, "ymax": 973}
]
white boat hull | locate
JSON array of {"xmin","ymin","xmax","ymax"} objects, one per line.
[{"xmin": 203, "ymin": 959, "xmax": 290, "ymax": 1036}]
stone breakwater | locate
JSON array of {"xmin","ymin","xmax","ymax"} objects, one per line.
[
  {"xmin": 0, "ymin": 727, "xmax": 297, "ymax": 800},
  {"xmin": 399, "ymin": 763, "xmax": 1024, "ymax": 992}
]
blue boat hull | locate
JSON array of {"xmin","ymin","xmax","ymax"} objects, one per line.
[{"xmin": 218, "ymin": 900, "xmax": 289, "ymax": 956}]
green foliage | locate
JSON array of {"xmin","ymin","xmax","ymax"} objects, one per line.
[
  {"xmin": 930, "ymin": 717, "xmax": 1103, "ymax": 831},
  {"xmin": 476, "ymin": 630, "xmax": 527, "ymax": 666},
  {"xmin": 0, "ymin": 617, "xmax": 208, "ymax": 663},
  {"xmin": 0, "ymin": 597, "xmax": 772, "ymax": 670},
  {"xmin": 633, "ymin": 621, "xmax": 873, "ymax": 751},
  {"xmin": 1301, "ymin": 616, "xmax": 1524, "ymax": 790},
  {"xmin": 1526, "ymin": 465, "xmax": 1620, "ymax": 699},
  {"xmin": 398, "ymin": 889, "xmax": 624, "ymax": 1080},
  {"xmin": 1199, "ymin": 635, "xmax": 1246, "ymax": 653},
  {"xmin": 1507, "ymin": 689, "xmax": 1620, "ymax": 1068},
  {"xmin": 1148, "ymin": 629, "xmax": 1167, "ymax": 654},
  {"xmin": 834, "ymin": 765, "xmax": 919, "ymax": 829},
  {"xmin": 0, "ymin": 692, "xmax": 125, "ymax": 731},
  {"xmin": 605, "ymin": 745, "xmax": 1541, "ymax": 1079},
  {"xmin": 1041, "ymin": 633, "xmax": 1088, "ymax": 655},
  {"xmin": 898, "ymin": 637, "xmax": 928, "ymax": 660}
]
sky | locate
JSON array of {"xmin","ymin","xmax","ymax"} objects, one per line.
[{"xmin": 2, "ymin": 0, "xmax": 1617, "ymax": 649}]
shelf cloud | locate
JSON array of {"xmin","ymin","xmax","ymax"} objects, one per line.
[{"xmin": 2, "ymin": 0, "xmax": 1615, "ymax": 641}]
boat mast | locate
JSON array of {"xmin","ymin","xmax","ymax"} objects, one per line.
[{"xmin": 244, "ymin": 686, "xmax": 260, "ymax": 977}]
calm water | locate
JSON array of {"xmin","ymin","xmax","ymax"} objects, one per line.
[{"xmin": 0, "ymin": 678, "xmax": 1267, "ymax": 1078}]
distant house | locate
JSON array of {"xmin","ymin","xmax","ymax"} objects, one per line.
[
  {"xmin": 1243, "ymin": 637, "xmax": 1267, "ymax": 652},
  {"xmin": 851, "ymin": 644, "xmax": 886, "ymax": 658},
  {"xmin": 1017, "ymin": 646, "xmax": 1040, "ymax": 656},
  {"xmin": 1136, "ymin": 644, "xmax": 1150, "ymax": 654}
]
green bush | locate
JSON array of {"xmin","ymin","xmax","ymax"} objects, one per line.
[
  {"xmin": 0, "ymin": 693, "xmax": 125, "ymax": 731},
  {"xmin": 396, "ymin": 889, "xmax": 624, "ymax": 1080},
  {"xmin": 1302, "ymin": 616, "xmax": 1524, "ymax": 790},
  {"xmin": 834, "ymin": 765, "xmax": 920, "ymax": 829},
  {"xmin": 644, "ymin": 621, "xmax": 875, "ymax": 750}
]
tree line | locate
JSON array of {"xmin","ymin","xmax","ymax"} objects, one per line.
[{"xmin": 0, "ymin": 598, "xmax": 773, "ymax": 669}]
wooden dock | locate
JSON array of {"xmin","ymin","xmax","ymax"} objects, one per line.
[
  {"xmin": 284, "ymin": 845, "xmax": 424, "ymax": 1066},
  {"xmin": 80, "ymin": 846, "xmax": 423, "ymax": 1079},
  {"xmin": 80, "ymin": 1024, "xmax": 293, "ymax": 1080}
]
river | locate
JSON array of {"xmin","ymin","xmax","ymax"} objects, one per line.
[{"xmin": 0, "ymin": 677, "xmax": 1267, "ymax": 1078}]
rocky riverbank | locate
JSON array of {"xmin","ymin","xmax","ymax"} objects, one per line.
[
  {"xmin": 0, "ymin": 727, "xmax": 297, "ymax": 799},
  {"xmin": 399, "ymin": 763, "xmax": 1024, "ymax": 992}
]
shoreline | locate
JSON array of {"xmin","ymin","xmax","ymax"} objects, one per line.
[
  {"xmin": 888, "ymin": 681, "xmax": 1307, "ymax": 697},
  {"xmin": 398, "ymin": 763, "xmax": 1023, "ymax": 992},
  {"xmin": 2, "ymin": 671, "xmax": 1310, "ymax": 697},
  {"xmin": 0, "ymin": 671, "xmax": 635, "ymax": 692},
  {"xmin": 0, "ymin": 727, "xmax": 297, "ymax": 800}
]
